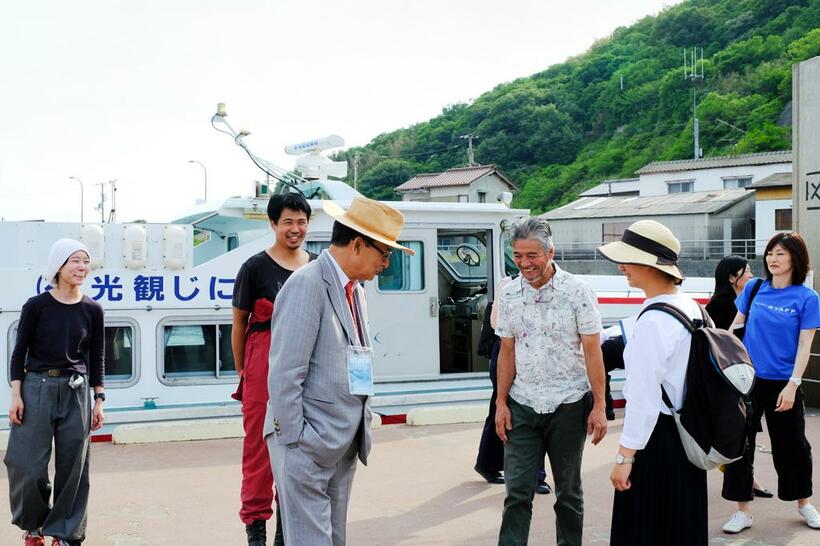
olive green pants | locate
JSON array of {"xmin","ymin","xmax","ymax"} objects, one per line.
[{"xmin": 499, "ymin": 397, "xmax": 588, "ymax": 546}]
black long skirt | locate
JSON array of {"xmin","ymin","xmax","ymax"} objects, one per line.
[{"xmin": 610, "ymin": 414, "xmax": 708, "ymax": 546}]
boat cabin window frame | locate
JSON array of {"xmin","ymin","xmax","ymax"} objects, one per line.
[
  {"xmin": 156, "ymin": 316, "xmax": 237, "ymax": 386},
  {"xmin": 6, "ymin": 317, "xmax": 140, "ymax": 388},
  {"xmin": 375, "ymin": 241, "xmax": 425, "ymax": 294},
  {"xmin": 306, "ymin": 239, "xmax": 427, "ymax": 294}
]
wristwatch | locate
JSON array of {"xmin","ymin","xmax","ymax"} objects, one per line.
[
  {"xmin": 93, "ymin": 392, "xmax": 106, "ymax": 402},
  {"xmin": 615, "ymin": 454, "xmax": 635, "ymax": 465},
  {"xmin": 789, "ymin": 377, "xmax": 802, "ymax": 387}
]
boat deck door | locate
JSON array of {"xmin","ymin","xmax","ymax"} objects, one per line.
[{"xmin": 437, "ymin": 228, "xmax": 493, "ymax": 375}]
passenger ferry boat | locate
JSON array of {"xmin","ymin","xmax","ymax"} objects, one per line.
[{"xmin": 0, "ymin": 109, "xmax": 714, "ymax": 433}]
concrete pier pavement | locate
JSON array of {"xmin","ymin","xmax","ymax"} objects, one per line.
[{"xmin": 1, "ymin": 412, "xmax": 818, "ymax": 545}]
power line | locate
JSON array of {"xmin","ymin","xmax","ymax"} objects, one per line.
[{"xmin": 371, "ymin": 142, "xmax": 465, "ymax": 159}]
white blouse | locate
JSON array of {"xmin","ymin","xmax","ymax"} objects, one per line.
[{"xmin": 620, "ymin": 293, "xmax": 700, "ymax": 450}]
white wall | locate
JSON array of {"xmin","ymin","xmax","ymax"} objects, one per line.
[
  {"xmin": 793, "ymin": 56, "xmax": 820, "ymax": 289},
  {"xmin": 639, "ymin": 162, "xmax": 791, "ymax": 196},
  {"xmin": 756, "ymin": 198, "xmax": 793, "ymax": 252}
]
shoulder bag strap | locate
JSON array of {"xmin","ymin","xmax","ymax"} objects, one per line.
[{"xmin": 745, "ymin": 278, "xmax": 763, "ymax": 315}]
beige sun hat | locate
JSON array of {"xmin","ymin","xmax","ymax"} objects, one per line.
[
  {"xmin": 323, "ymin": 196, "xmax": 415, "ymax": 255},
  {"xmin": 597, "ymin": 220, "xmax": 684, "ymax": 280}
]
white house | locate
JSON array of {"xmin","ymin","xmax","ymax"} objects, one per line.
[
  {"xmin": 634, "ymin": 150, "xmax": 792, "ymax": 196},
  {"xmin": 395, "ymin": 164, "xmax": 516, "ymax": 203},
  {"xmin": 748, "ymin": 172, "xmax": 793, "ymax": 251}
]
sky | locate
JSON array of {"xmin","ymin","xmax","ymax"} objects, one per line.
[{"xmin": 0, "ymin": 0, "xmax": 680, "ymax": 222}]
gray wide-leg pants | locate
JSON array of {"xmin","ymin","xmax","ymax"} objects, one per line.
[{"xmin": 4, "ymin": 372, "xmax": 91, "ymax": 542}]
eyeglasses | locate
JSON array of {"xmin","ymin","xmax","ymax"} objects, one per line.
[{"xmin": 364, "ymin": 240, "xmax": 392, "ymax": 260}]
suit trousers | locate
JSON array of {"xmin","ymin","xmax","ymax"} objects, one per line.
[
  {"xmin": 268, "ymin": 435, "xmax": 359, "ymax": 546},
  {"xmin": 4, "ymin": 372, "xmax": 91, "ymax": 542}
]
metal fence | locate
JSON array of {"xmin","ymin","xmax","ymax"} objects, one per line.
[{"xmin": 553, "ymin": 239, "xmax": 771, "ymax": 261}]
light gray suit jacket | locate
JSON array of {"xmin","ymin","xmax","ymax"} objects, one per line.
[{"xmin": 264, "ymin": 250, "xmax": 372, "ymax": 468}]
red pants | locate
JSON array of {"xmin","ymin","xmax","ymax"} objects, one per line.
[
  {"xmin": 240, "ymin": 399, "xmax": 274, "ymax": 524},
  {"xmin": 238, "ymin": 301, "xmax": 276, "ymax": 525}
]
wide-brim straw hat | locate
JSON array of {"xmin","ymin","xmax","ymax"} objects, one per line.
[
  {"xmin": 323, "ymin": 196, "xmax": 415, "ymax": 255},
  {"xmin": 597, "ymin": 220, "xmax": 684, "ymax": 280}
]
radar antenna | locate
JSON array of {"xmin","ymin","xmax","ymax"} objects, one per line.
[{"xmin": 210, "ymin": 103, "xmax": 311, "ymax": 196}]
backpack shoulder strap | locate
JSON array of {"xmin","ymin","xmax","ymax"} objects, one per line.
[
  {"xmin": 745, "ymin": 278, "xmax": 763, "ymax": 315},
  {"xmin": 638, "ymin": 302, "xmax": 696, "ymax": 333}
]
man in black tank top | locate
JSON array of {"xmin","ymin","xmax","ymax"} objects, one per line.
[{"xmin": 231, "ymin": 193, "xmax": 315, "ymax": 546}]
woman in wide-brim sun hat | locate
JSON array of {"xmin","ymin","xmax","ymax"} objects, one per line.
[
  {"xmin": 597, "ymin": 219, "xmax": 684, "ymax": 282},
  {"xmin": 599, "ymin": 220, "xmax": 708, "ymax": 546}
]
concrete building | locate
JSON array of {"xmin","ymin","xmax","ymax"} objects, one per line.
[
  {"xmin": 542, "ymin": 189, "xmax": 756, "ymax": 265},
  {"xmin": 395, "ymin": 165, "xmax": 516, "ymax": 203},
  {"xmin": 635, "ymin": 151, "xmax": 792, "ymax": 196},
  {"xmin": 544, "ymin": 150, "xmax": 794, "ymax": 264}
]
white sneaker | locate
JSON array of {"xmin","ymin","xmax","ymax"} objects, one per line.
[
  {"xmin": 722, "ymin": 511, "xmax": 753, "ymax": 533},
  {"xmin": 799, "ymin": 504, "xmax": 820, "ymax": 529}
]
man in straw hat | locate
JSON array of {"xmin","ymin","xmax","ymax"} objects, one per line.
[
  {"xmin": 264, "ymin": 195, "xmax": 413, "ymax": 545},
  {"xmin": 494, "ymin": 217, "xmax": 608, "ymax": 546}
]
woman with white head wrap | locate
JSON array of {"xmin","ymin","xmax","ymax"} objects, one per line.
[{"xmin": 4, "ymin": 238, "xmax": 105, "ymax": 546}]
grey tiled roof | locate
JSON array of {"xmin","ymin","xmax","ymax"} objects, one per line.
[
  {"xmin": 395, "ymin": 165, "xmax": 516, "ymax": 191},
  {"xmin": 542, "ymin": 189, "xmax": 753, "ymax": 220},
  {"xmin": 748, "ymin": 172, "xmax": 792, "ymax": 189},
  {"xmin": 579, "ymin": 178, "xmax": 640, "ymax": 197},
  {"xmin": 635, "ymin": 150, "xmax": 791, "ymax": 175}
]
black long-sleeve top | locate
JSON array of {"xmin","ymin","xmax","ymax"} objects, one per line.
[
  {"xmin": 10, "ymin": 292, "xmax": 105, "ymax": 387},
  {"xmin": 705, "ymin": 292, "xmax": 737, "ymax": 330}
]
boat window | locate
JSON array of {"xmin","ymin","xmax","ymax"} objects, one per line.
[
  {"xmin": 438, "ymin": 236, "xmax": 487, "ymax": 282},
  {"xmin": 104, "ymin": 325, "xmax": 135, "ymax": 382},
  {"xmin": 501, "ymin": 231, "xmax": 519, "ymax": 278},
  {"xmin": 305, "ymin": 241, "xmax": 330, "ymax": 255},
  {"xmin": 377, "ymin": 241, "xmax": 424, "ymax": 291},
  {"xmin": 309, "ymin": 240, "xmax": 425, "ymax": 292},
  {"xmin": 162, "ymin": 321, "xmax": 236, "ymax": 380}
]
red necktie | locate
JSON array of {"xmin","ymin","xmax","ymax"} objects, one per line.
[{"xmin": 345, "ymin": 281, "xmax": 364, "ymax": 345}]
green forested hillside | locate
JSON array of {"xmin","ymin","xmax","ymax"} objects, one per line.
[{"xmin": 335, "ymin": 0, "xmax": 820, "ymax": 212}]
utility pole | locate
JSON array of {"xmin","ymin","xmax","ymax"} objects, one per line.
[
  {"xmin": 353, "ymin": 153, "xmax": 360, "ymax": 190},
  {"xmin": 684, "ymin": 47, "xmax": 705, "ymax": 159},
  {"xmin": 94, "ymin": 182, "xmax": 107, "ymax": 223},
  {"xmin": 107, "ymin": 179, "xmax": 117, "ymax": 223},
  {"xmin": 460, "ymin": 134, "xmax": 479, "ymax": 166}
]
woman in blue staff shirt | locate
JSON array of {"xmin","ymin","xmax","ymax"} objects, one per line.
[{"xmin": 721, "ymin": 232, "xmax": 820, "ymax": 534}]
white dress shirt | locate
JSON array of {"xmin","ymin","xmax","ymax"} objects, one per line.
[{"xmin": 620, "ymin": 293, "xmax": 700, "ymax": 450}]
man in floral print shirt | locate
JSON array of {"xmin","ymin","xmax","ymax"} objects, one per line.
[{"xmin": 494, "ymin": 217, "xmax": 608, "ymax": 546}]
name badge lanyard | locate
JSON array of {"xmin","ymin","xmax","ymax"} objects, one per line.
[{"xmin": 345, "ymin": 283, "xmax": 374, "ymax": 396}]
